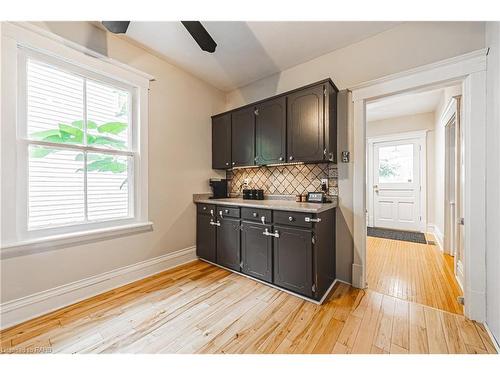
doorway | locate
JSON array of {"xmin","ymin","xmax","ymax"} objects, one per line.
[
  {"xmin": 350, "ymin": 49, "xmax": 487, "ymax": 321},
  {"xmin": 364, "ymin": 85, "xmax": 464, "ymax": 315},
  {"xmin": 367, "ymin": 132, "xmax": 425, "ymax": 232}
]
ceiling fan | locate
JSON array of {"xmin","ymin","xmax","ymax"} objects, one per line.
[{"xmin": 101, "ymin": 21, "xmax": 217, "ymax": 53}]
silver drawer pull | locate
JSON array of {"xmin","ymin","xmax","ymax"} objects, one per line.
[
  {"xmin": 261, "ymin": 216, "xmax": 266, "ymax": 225},
  {"xmin": 210, "ymin": 209, "xmax": 214, "ymax": 217},
  {"xmin": 210, "ymin": 220, "xmax": 221, "ymax": 227},
  {"xmin": 252, "ymin": 212, "xmax": 258, "ymax": 217},
  {"xmin": 288, "ymin": 216, "xmax": 294, "ymax": 222},
  {"xmin": 262, "ymin": 228, "xmax": 280, "ymax": 238},
  {"xmin": 305, "ymin": 217, "xmax": 321, "ymax": 223},
  {"xmin": 219, "ymin": 210, "xmax": 223, "ymax": 219}
]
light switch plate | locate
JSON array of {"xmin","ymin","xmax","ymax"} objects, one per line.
[{"xmin": 341, "ymin": 151, "xmax": 350, "ymax": 163}]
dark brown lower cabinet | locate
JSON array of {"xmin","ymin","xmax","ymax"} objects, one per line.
[
  {"xmin": 241, "ymin": 221, "xmax": 273, "ymax": 282},
  {"xmin": 216, "ymin": 217, "xmax": 241, "ymax": 271},
  {"xmin": 273, "ymin": 225, "xmax": 313, "ymax": 298},
  {"xmin": 196, "ymin": 212, "xmax": 216, "ymax": 263}
]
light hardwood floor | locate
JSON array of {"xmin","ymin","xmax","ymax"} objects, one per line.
[
  {"xmin": 1, "ymin": 260, "xmax": 495, "ymax": 354},
  {"xmin": 367, "ymin": 235, "xmax": 464, "ymax": 315}
]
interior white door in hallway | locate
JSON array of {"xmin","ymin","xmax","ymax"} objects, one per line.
[{"xmin": 371, "ymin": 136, "xmax": 424, "ymax": 232}]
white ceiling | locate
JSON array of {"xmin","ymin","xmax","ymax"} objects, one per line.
[
  {"xmin": 366, "ymin": 89, "xmax": 444, "ymax": 122},
  {"xmin": 125, "ymin": 21, "xmax": 401, "ymax": 91}
]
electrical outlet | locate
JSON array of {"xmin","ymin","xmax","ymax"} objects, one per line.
[{"xmin": 321, "ymin": 178, "xmax": 328, "ymax": 192}]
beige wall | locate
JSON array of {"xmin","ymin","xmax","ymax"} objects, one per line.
[
  {"xmin": 224, "ymin": 21, "xmax": 485, "ymax": 285},
  {"xmin": 226, "ymin": 22, "xmax": 485, "ymax": 109},
  {"xmin": 367, "ymin": 112, "xmax": 436, "ymax": 227},
  {"xmin": 1, "ymin": 22, "xmax": 226, "ymax": 302}
]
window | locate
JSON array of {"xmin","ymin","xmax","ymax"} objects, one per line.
[
  {"xmin": 1, "ymin": 23, "xmax": 151, "ymax": 251},
  {"xmin": 21, "ymin": 54, "xmax": 134, "ymax": 230},
  {"xmin": 378, "ymin": 143, "xmax": 414, "ymax": 184}
]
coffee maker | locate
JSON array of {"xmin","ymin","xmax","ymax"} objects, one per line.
[{"xmin": 209, "ymin": 178, "xmax": 228, "ymax": 199}]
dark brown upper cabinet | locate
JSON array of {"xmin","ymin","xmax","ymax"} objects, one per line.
[
  {"xmin": 211, "ymin": 79, "xmax": 338, "ymax": 169},
  {"xmin": 287, "ymin": 84, "xmax": 325, "ymax": 163},
  {"xmin": 212, "ymin": 113, "xmax": 231, "ymax": 169},
  {"xmin": 231, "ymin": 107, "xmax": 255, "ymax": 167},
  {"xmin": 255, "ymin": 96, "xmax": 286, "ymax": 165}
]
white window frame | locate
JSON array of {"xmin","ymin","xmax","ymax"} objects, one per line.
[{"xmin": 1, "ymin": 22, "xmax": 153, "ymax": 256}]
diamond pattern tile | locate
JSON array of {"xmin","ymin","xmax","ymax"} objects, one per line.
[{"xmin": 227, "ymin": 163, "xmax": 338, "ymax": 197}]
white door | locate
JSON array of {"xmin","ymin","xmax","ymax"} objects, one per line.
[{"xmin": 373, "ymin": 139, "xmax": 422, "ymax": 231}]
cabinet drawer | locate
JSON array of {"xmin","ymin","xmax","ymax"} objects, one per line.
[
  {"xmin": 241, "ymin": 207, "xmax": 272, "ymax": 224},
  {"xmin": 216, "ymin": 206, "xmax": 240, "ymax": 219},
  {"xmin": 197, "ymin": 203, "xmax": 215, "ymax": 215},
  {"xmin": 273, "ymin": 210, "xmax": 317, "ymax": 228}
]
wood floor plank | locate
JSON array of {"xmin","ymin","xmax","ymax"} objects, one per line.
[
  {"xmin": 424, "ymin": 306, "xmax": 449, "ymax": 354},
  {"xmin": 367, "ymin": 236, "xmax": 463, "ymax": 314},
  {"xmin": 1, "ymin": 260, "xmax": 495, "ymax": 354}
]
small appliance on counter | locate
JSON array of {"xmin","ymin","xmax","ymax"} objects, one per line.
[
  {"xmin": 209, "ymin": 178, "xmax": 228, "ymax": 199},
  {"xmin": 306, "ymin": 192, "xmax": 331, "ymax": 203},
  {"xmin": 243, "ymin": 189, "xmax": 264, "ymax": 200}
]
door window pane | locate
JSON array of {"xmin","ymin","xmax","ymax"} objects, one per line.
[{"xmin": 378, "ymin": 144, "xmax": 414, "ymax": 183}]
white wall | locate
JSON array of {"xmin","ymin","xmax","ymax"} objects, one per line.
[
  {"xmin": 367, "ymin": 112, "xmax": 436, "ymax": 228},
  {"xmin": 485, "ymin": 21, "xmax": 500, "ymax": 346},
  {"xmin": 0, "ymin": 22, "xmax": 226, "ymax": 303},
  {"xmin": 432, "ymin": 86, "xmax": 462, "ymax": 250}
]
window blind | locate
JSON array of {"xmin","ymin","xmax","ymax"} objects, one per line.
[{"xmin": 26, "ymin": 58, "xmax": 132, "ymax": 229}]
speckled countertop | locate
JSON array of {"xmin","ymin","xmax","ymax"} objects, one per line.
[{"xmin": 193, "ymin": 194, "xmax": 337, "ymax": 214}]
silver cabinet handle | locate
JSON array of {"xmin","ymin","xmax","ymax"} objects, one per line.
[
  {"xmin": 232, "ymin": 162, "xmax": 235, "ymax": 166},
  {"xmin": 210, "ymin": 209, "xmax": 214, "ymax": 218},
  {"xmin": 305, "ymin": 217, "xmax": 321, "ymax": 223},
  {"xmin": 279, "ymin": 156, "xmax": 284, "ymax": 161},
  {"xmin": 224, "ymin": 209, "xmax": 229, "ymax": 214},
  {"xmin": 252, "ymin": 212, "xmax": 258, "ymax": 217},
  {"xmin": 254, "ymin": 108, "xmax": 259, "ymax": 116},
  {"xmin": 288, "ymin": 216, "xmax": 294, "ymax": 222},
  {"xmin": 289, "ymin": 156, "xmax": 294, "ymax": 161},
  {"xmin": 262, "ymin": 228, "xmax": 280, "ymax": 238},
  {"xmin": 261, "ymin": 216, "xmax": 266, "ymax": 225},
  {"xmin": 225, "ymin": 162, "xmax": 229, "ymax": 166},
  {"xmin": 219, "ymin": 210, "xmax": 224, "ymax": 219},
  {"xmin": 210, "ymin": 220, "xmax": 221, "ymax": 227}
]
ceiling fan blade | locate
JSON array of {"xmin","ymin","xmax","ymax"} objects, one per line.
[
  {"xmin": 102, "ymin": 21, "xmax": 130, "ymax": 34},
  {"xmin": 181, "ymin": 21, "xmax": 217, "ymax": 53}
]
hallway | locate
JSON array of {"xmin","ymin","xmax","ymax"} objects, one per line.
[{"xmin": 367, "ymin": 235, "xmax": 463, "ymax": 315}]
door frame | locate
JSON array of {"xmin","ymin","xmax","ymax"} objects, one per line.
[
  {"xmin": 350, "ymin": 49, "xmax": 487, "ymax": 322},
  {"xmin": 367, "ymin": 130, "xmax": 427, "ymax": 232}
]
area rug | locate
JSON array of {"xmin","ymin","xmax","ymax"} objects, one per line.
[{"xmin": 367, "ymin": 227, "xmax": 427, "ymax": 244}]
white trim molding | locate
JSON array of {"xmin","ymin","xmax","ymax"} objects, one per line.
[
  {"xmin": 0, "ymin": 222, "xmax": 153, "ymax": 259},
  {"xmin": 0, "ymin": 246, "xmax": 197, "ymax": 330},
  {"xmin": 350, "ymin": 49, "xmax": 488, "ymax": 322},
  {"xmin": 427, "ymin": 223, "xmax": 444, "ymax": 251}
]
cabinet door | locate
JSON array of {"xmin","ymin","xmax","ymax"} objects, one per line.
[
  {"xmin": 287, "ymin": 84, "xmax": 325, "ymax": 163},
  {"xmin": 196, "ymin": 213, "xmax": 216, "ymax": 262},
  {"xmin": 212, "ymin": 113, "xmax": 231, "ymax": 169},
  {"xmin": 216, "ymin": 217, "xmax": 241, "ymax": 271},
  {"xmin": 273, "ymin": 225, "xmax": 313, "ymax": 297},
  {"xmin": 231, "ymin": 107, "xmax": 255, "ymax": 167},
  {"xmin": 255, "ymin": 96, "xmax": 286, "ymax": 165},
  {"xmin": 241, "ymin": 221, "xmax": 273, "ymax": 282}
]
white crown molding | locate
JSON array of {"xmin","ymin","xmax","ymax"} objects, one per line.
[{"xmin": 0, "ymin": 246, "xmax": 197, "ymax": 330}]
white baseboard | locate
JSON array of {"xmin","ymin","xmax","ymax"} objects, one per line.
[
  {"xmin": 351, "ymin": 263, "xmax": 365, "ymax": 289},
  {"xmin": 0, "ymin": 246, "xmax": 197, "ymax": 330},
  {"xmin": 484, "ymin": 322, "xmax": 500, "ymax": 353},
  {"xmin": 427, "ymin": 223, "xmax": 444, "ymax": 251}
]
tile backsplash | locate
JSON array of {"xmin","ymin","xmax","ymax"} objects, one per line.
[{"xmin": 227, "ymin": 163, "xmax": 338, "ymax": 197}]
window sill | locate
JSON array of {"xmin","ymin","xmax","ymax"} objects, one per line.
[{"xmin": 0, "ymin": 221, "xmax": 153, "ymax": 259}]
